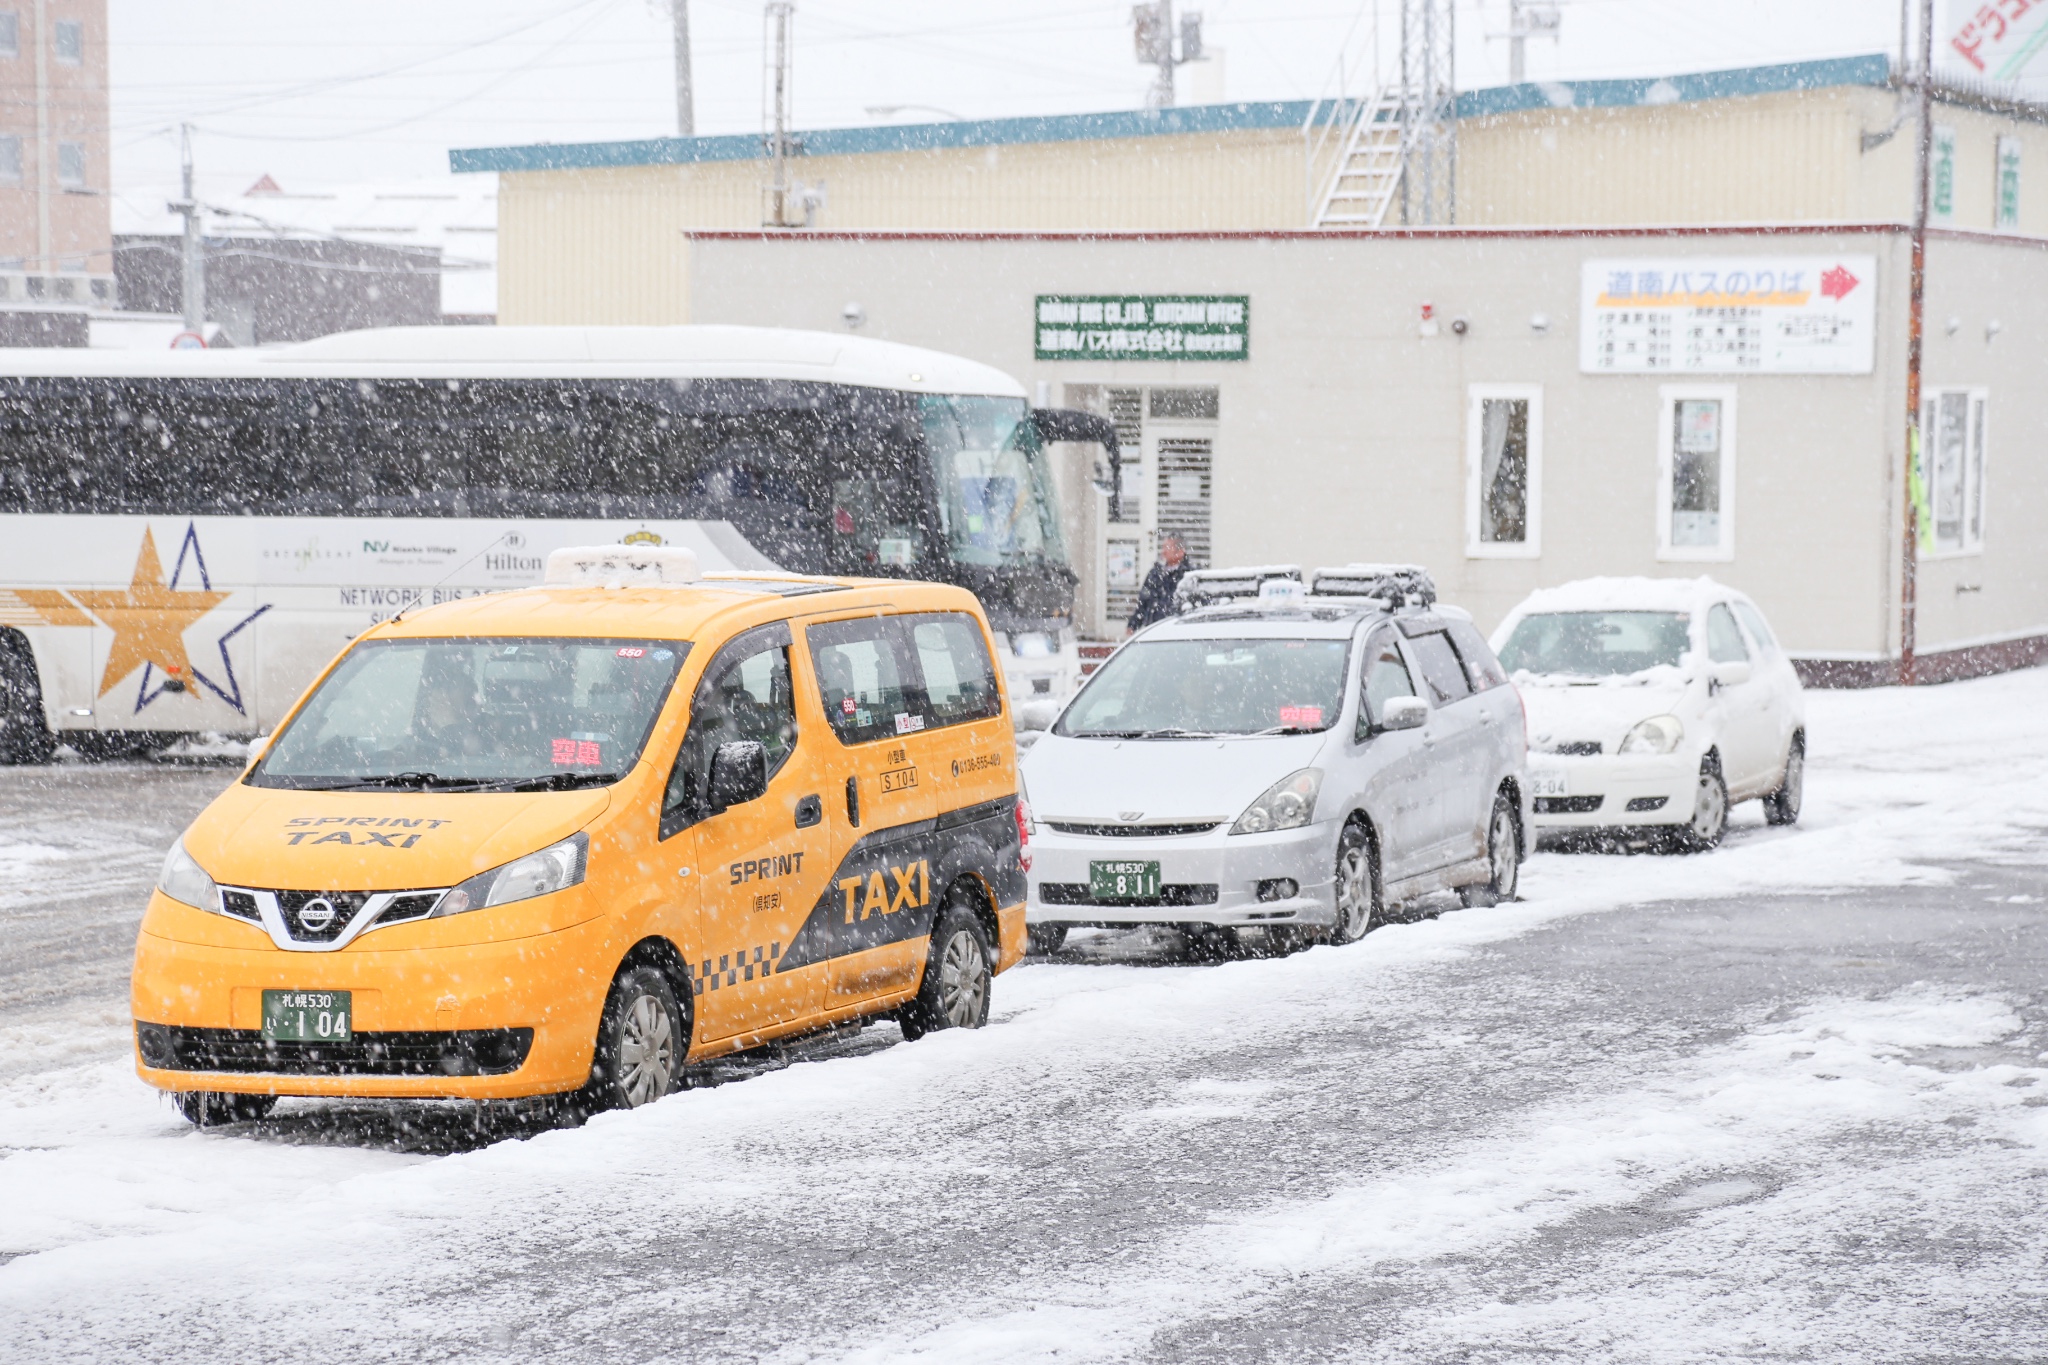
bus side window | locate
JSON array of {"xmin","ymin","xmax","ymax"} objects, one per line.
[
  {"xmin": 1358, "ymin": 634, "xmax": 1418, "ymax": 741},
  {"xmin": 662, "ymin": 625, "xmax": 796, "ymax": 835}
]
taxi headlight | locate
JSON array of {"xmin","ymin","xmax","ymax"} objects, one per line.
[
  {"xmin": 435, "ymin": 833, "xmax": 589, "ymax": 917},
  {"xmin": 1230, "ymin": 769, "xmax": 1323, "ymax": 835},
  {"xmin": 156, "ymin": 841, "xmax": 221, "ymax": 913},
  {"xmin": 1619, "ymin": 714, "xmax": 1685, "ymax": 755}
]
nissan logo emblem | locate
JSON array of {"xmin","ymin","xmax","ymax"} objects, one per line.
[{"xmin": 296, "ymin": 897, "xmax": 338, "ymax": 932}]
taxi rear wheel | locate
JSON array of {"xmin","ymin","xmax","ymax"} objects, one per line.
[
  {"xmin": 1459, "ymin": 793, "xmax": 1521, "ymax": 908},
  {"xmin": 899, "ymin": 894, "xmax": 992, "ymax": 1040},
  {"xmin": 1330, "ymin": 819, "xmax": 1379, "ymax": 942},
  {"xmin": 1026, "ymin": 924, "xmax": 1069, "ymax": 955},
  {"xmin": 171, "ymin": 1091, "xmax": 278, "ymax": 1126},
  {"xmin": 587, "ymin": 965, "xmax": 685, "ymax": 1111}
]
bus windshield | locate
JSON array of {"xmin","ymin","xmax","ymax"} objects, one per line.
[
  {"xmin": 249, "ymin": 637, "xmax": 688, "ymax": 791},
  {"xmin": 921, "ymin": 395, "xmax": 1068, "ymax": 569}
]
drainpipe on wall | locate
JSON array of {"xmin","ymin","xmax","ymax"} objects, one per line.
[
  {"xmin": 1901, "ymin": 0, "xmax": 1933, "ymax": 686},
  {"xmin": 33, "ymin": 0, "xmax": 49, "ymax": 274}
]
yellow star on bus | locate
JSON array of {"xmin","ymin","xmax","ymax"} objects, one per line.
[{"xmin": 73, "ymin": 529, "xmax": 230, "ymax": 696}]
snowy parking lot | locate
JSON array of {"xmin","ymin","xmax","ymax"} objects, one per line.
[{"xmin": 3, "ymin": 668, "xmax": 2047, "ymax": 1362}]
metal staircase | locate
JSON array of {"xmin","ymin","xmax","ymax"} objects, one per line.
[{"xmin": 1304, "ymin": 85, "xmax": 1407, "ymax": 229}]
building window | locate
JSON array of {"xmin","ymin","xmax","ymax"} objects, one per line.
[
  {"xmin": 53, "ymin": 18, "xmax": 81, "ymax": 64},
  {"xmin": 0, "ymin": 14, "xmax": 19, "ymax": 58},
  {"xmin": 1657, "ymin": 385, "xmax": 1737, "ymax": 560},
  {"xmin": 56, "ymin": 141, "xmax": 84, "ymax": 187},
  {"xmin": 1465, "ymin": 384, "xmax": 1542, "ymax": 557},
  {"xmin": 0, "ymin": 136, "xmax": 20, "ymax": 184},
  {"xmin": 1922, "ymin": 388, "xmax": 1987, "ymax": 555}
]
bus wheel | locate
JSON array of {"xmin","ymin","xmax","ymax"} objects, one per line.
[
  {"xmin": 172, "ymin": 1091, "xmax": 278, "ymax": 1126},
  {"xmin": 0, "ymin": 637, "xmax": 55, "ymax": 765},
  {"xmin": 68, "ymin": 732, "xmax": 164, "ymax": 763},
  {"xmin": 585, "ymin": 965, "xmax": 685, "ymax": 1111},
  {"xmin": 899, "ymin": 892, "xmax": 993, "ymax": 1040}
]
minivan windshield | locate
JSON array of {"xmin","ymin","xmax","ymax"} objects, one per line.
[
  {"xmin": 1056, "ymin": 637, "xmax": 1350, "ymax": 737},
  {"xmin": 249, "ymin": 637, "xmax": 689, "ymax": 791},
  {"xmin": 1496, "ymin": 611, "xmax": 1691, "ymax": 677}
]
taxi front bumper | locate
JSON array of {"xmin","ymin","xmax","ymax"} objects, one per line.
[
  {"xmin": 1027, "ymin": 819, "xmax": 1337, "ymax": 928},
  {"xmin": 131, "ymin": 894, "xmax": 614, "ymax": 1100}
]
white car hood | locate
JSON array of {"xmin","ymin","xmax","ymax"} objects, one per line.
[
  {"xmin": 1021, "ymin": 731, "xmax": 1329, "ymax": 824},
  {"xmin": 1518, "ymin": 673, "xmax": 1694, "ymax": 752}
]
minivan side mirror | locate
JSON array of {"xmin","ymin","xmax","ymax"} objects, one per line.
[
  {"xmin": 1379, "ymin": 696, "xmax": 1428, "ymax": 731},
  {"xmin": 706, "ymin": 740, "xmax": 769, "ymax": 812}
]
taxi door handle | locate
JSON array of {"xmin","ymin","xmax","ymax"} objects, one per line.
[
  {"xmin": 794, "ymin": 794, "xmax": 823, "ymax": 829},
  {"xmin": 845, "ymin": 776, "xmax": 861, "ymax": 828}
]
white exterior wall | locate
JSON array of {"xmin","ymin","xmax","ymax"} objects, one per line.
[{"xmin": 684, "ymin": 228, "xmax": 2048, "ymax": 666}]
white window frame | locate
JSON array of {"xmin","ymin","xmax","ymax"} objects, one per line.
[
  {"xmin": 1656, "ymin": 384, "xmax": 1738, "ymax": 562},
  {"xmin": 55, "ymin": 140, "xmax": 83, "ymax": 188},
  {"xmin": 1921, "ymin": 386, "xmax": 1988, "ymax": 558},
  {"xmin": 52, "ymin": 18, "xmax": 80, "ymax": 65},
  {"xmin": 1465, "ymin": 383, "xmax": 1543, "ymax": 559}
]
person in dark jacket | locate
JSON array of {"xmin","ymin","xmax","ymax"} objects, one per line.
[{"xmin": 1126, "ymin": 536, "xmax": 1189, "ymax": 634}]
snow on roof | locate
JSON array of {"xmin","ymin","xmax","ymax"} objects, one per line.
[
  {"xmin": 0, "ymin": 324, "xmax": 1028, "ymax": 395},
  {"xmin": 1505, "ymin": 576, "xmax": 1738, "ymax": 618},
  {"xmin": 113, "ymin": 175, "xmax": 497, "ymax": 318}
]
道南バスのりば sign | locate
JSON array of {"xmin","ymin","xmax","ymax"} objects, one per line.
[
  {"xmin": 1035, "ymin": 296, "xmax": 1248, "ymax": 361},
  {"xmin": 1580, "ymin": 256, "xmax": 1876, "ymax": 374}
]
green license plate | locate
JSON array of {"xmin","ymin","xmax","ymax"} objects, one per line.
[
  {"xmin": 261, "ymin": 990, "xmax": 352, "ymax": 1042},
  {"xmin": 1089, "ymin": 860, "xmax": 1162, "ymax": 901}
]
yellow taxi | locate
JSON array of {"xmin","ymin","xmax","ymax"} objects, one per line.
[{"xmin": 133, "ymin": 546, "xmax": 1029, "ymax": 1124}]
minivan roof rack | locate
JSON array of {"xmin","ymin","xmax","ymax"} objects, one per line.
[
  {"xmin": 1309, "ymin": 563, "xmax": 1437, "ymax": 609},
  {"xmin": 1173, "ymin": 565, "xmax": 1302, "ymax": 609}
]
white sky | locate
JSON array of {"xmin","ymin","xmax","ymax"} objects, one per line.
[{"xmin": 107, "ymin": 1, "xmax": 1975, "ymax": 213}]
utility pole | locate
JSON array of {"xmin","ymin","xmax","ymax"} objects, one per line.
[
  {"xmin": 1503, "ymin": 1, "xmax": 1560, "ymax": 84},
  {"xmin": 1401, "ymin": 0, "xmax": 1457, "ymax": 225},
  {"xmin": 170, "ymin": 124, "xmax": 205, "ymax": 333},
  {"xmin": 763, "ymin": 2, "xmax": 794, "ymax": 227},
  {"xmin": 1901, "ymin": 0, "xmax": 1933, "ymax": 685},
  {"xmin": 672, "ymin": 0, "xmax": 694, "ymax": 138},
  {"xmin": 1132, "ymin": 2, "xmax": 1202, "ymax": 109}
]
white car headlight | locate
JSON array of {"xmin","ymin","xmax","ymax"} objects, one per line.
[
  {"xmin": 1231, "ymin": 769, "xmax": 1323, "ymax": 835},
  {"xmin": 1618, "ymin": 714, "xmax": 1685, "ymax": 755},
  {"xmin": 156, "ymin": 841, "xmax": 221, "ymax": 913},
  {"xmin": 436, "ymin": 833, "xmax": 589, "ymax": 917}
]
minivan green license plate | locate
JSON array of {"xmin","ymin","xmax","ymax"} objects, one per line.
[
  {"xmin": 261, "ymin": 990, "xmax": 351, "ymax": 1042},
  {"xmin": 1090, "ymin": 860, "xmax": 1162, "ymax": 902}
]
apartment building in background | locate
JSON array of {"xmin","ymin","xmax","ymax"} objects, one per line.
[{"xmin": 0, "ymin": 0, "xmax": 111, "ymax": 343}]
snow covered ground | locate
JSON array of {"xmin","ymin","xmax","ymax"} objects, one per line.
[{"xmin": 3, "ymin": 669, "xmax": 2046, "ymax": 1361}]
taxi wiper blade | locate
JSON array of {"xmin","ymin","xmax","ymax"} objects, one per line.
[
  {"xmin": 498, "ymin": 772, "xmax": 623, "ymax": 792},
  {"xmin": 1250, "ymin": 725, "xmax": 1324, "ymax": 736},
  {"xmin": 331, "ymin": 772, "xmax": 496, "ymax": 791}
]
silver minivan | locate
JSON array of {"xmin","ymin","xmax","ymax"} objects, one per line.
[{"xmin": 1021, "ymin": 567, "xmax": 1530, "ymax": 954}]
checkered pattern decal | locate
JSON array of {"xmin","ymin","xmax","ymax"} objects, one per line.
[{"xmin": 694, "ymin": 942, "xmax": 782, "ymax": 994}]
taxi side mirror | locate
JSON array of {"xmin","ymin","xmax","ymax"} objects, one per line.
[
  {"xmin": 1379, "ymin": 696, "xmax": 1428, "ymax": 732},
  {"xmin": 707, "ymin": 740, "xmax": 768, "ymax": 812}
]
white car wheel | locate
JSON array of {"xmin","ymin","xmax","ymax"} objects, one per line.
[
  {"xmin": 1460, "ymin": 793, "xmax": 1520, "ymax": 907},
  {"xmin": 1330, "ymin": 821, "xmax": 1377, "ymax": 943},
  {"xmin": 1675, "ymin": 759, "xmax": 1729, "ymax": 852},
  {"xmin": 1764, "ymin": 735, "xmax": 1804, "ymax": 827}
]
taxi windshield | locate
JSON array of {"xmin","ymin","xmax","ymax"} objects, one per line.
[
  {"xmin": 249, "ymin": 637, "xmax": 690, "ymax": 791},
  {"xmin": 1056, "ymin": 637, "xmax": 1350, "ymax": 737}
]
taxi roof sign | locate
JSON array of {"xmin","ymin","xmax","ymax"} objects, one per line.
[{"xmin": 545, "ymin": 544, "xmax": 701, "ymax": 588}]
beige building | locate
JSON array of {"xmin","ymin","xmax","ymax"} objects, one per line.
[
  {"xmin": 0, "ymin": 0, "xmax": 113, "ymax": 315},
  {"xmin": 452, "ymin": 56, "xmax": 2048, "ymax": 682}
]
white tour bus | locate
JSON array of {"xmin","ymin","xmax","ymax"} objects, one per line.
[{"xmin": 0, "ymin": 325, "xmax": 1112, "ymax": 760}]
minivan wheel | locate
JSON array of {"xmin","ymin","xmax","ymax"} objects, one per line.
[
  {"xmin": 585, "ymin": 965, "xmax": 685, "ymax": 1111},
  {"xmin": 899, "ymin": 892, "xmax": 993, "ymax": 1040},
  {"xmin": 1673, "ymin": 758, "xmax": 1729, "ymax": 852},
  {"xmin": 172, "ymin": 1091, "xmax": 278, "ymax": 1127},
  {"xmin": 1764, "ymin": 734, "xmax": 1804, "ymax": 827},
  {"xmin": 1330, "ymin": 820, "xmax": 1378, "ymax": 943},
  {"xmin": 1459, "ymin": 792, "xmax": 1521, "ymax": 907}
]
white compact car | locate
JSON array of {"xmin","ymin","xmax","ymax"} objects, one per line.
[
  {"xmin": 1490, "ymin": 577, "xmax": 1804, "ymax": 850},
  {"xmin": 1021, "ymin": 566, "xmax": 1530, "ymax": 955}
]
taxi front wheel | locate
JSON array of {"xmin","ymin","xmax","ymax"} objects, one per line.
[
  {"xmin": 899, "ymin": 894, "xmax": 993, "ymax": 1040},
  {"xmin": 586, "ymin": 965, "xmax": 685, "ymax": 1111},
  {"xmin": 172, "ymin": 1091, "xmax": 277, "ymax": 1126}
]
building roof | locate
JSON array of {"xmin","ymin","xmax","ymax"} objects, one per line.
[{"xmin": 450, "ymin": 54, "xmax": 1895, "ymax": 177}]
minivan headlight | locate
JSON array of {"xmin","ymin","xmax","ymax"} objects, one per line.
[
  {"xmin": 156, "ymin": 841, "xmax": 221, "ymax": 913},
  {"xmin": 1230, "ymin": 769, "xmax": 1323, "ymax": 835},
  {"xmin": 1619, "ymin": 714, "xmax": 1685, "ymax": 755},
  {"xmin": 435, "ymin": 833, "xmax": 589, "ymax": 917}
]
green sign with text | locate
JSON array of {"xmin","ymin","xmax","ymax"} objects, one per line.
[{"xmin": 1034, "ymin": 295, "xmax": 1249, "ymax": 361}]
